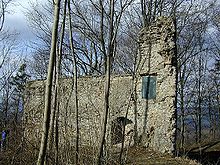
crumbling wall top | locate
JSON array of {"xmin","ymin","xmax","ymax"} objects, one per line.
[{"xmin": 138, "ymin": 16, "xmax": 175, "ymax": 44}]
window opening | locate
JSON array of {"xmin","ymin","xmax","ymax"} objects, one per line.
[{"xmin": 142, "ymin": 76, "xmax": 156, "ymax": 99}]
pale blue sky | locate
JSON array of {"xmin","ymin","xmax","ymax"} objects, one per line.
[{"xmin": 4, "ymin": 1, "xmax": 39, "ymax": 41}]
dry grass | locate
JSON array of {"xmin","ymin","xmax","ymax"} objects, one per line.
[
  {"xmin": 0, "ymin": 145, "xmax": 202, "ymax": 165},
  {"xmin": 125, "ymin": 147, "xmax": 200, "ymax": 165}
]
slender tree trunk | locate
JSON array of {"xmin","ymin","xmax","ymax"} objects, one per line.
[
  {"xmin": 217, "ymin": 89, "xmax": 220, "ymax": 118},
  {"xmin": 67, "ymin": 0, "xmax": 80, "ymax": 164},
  {"xmin": 4, "ymin": 86, "xmax": 9, "ymax": 127},
  {"xmin": 195, "ymin": 118, "xmax": 198, "ymax": 143},
  {"xmin": 140, "ymin": 0, "xmax": 147, "ymax": 26},
  {"xmin": 133, "ymin": 77, "xmax": 138, "ymax": 145},
  {"xmin": 208, "ymin": 94, "xmax": 214, "ymax": 138},
  {"xmin": 46, "ymin": 0, "xmax": 68, "ymax": 164},
  {"xmin": 119, "ymin": 90, "xmax": 134, "ymax": 164},
  {"xmin": 55, "ymin": 1, "xmax": 67, "ymax": 164},
  {"xmin": 45, "ymin": 58, "xmax": 57, "ymax": 165},
  {"xmin": 180, "ymin": 65, "xmax": 185, "ymax": 148},
  {"xmin": 37, "ymin": 1, "xmax": 61, "ymax": 165},
  {"xmin": 99, "ymin": 0, "xmax": 107, "ymax": 73},
  {"xmin": 98, "ymin": 0, "xmax": 114, "ymax": 164},
  {"xmin": 54, "ymin": 109, "xmax": 59, "ymax": 164},
  {"xmin": 198, "ymin": 55, "xmax": 202, "ymax": 143},
  {"xmin": 98, "ymin": 56, "xmax": 111, "ymax": 165}
]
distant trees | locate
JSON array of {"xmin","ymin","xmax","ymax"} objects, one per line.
[
  {"xmin": 10, "ymin": 64, "xmax": 30, "ymax": 124},
  {"xmin": 0, "ymin": 0, "xmax": 22, "ymax": 129},
  {"xmin": 0, "ymin": 0, "xmax": 12, "ymax": 31},
  {"xmin": 25, "ymin": 1, "xmax": 53, "ymax": 79},
  {"xmin": 175, "ymin": 0, "xmax": 220, "ymax": 148},
  {"xmin": 0, "ymin": 0, "xmax": 18, "ymax": 69}
]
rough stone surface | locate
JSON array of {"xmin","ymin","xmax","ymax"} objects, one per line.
[
  {"xmin": 24, "ymin": 16, "xmax": 177, "ymax": 154},
  {"xmin": 137, "ymin": 17, "xmax": 177, "ymax": 153}
]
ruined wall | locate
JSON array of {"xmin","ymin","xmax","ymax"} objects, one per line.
[
  {"xmin": 24, "ymin": 75, "xmax": 134, "ymax": 148},
  {"xmin": 136, "ymin": 16, "xmax": 177, "ymax": 153},
  {"xmin": 24, "ymin": 16, "xmax": 177, "ymax": 154}
]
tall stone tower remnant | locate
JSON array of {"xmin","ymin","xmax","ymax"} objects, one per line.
[{"xmin": 137, "ymin": 16, "xmax": 177, "ymax": 153}]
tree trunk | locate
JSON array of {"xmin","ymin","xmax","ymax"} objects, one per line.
[
  {"xmin": 98, "ymin": 54, "xmax": 111, "ymax": 165},
  {"xmin": 99, "ymin": 0, "xmax": 107, "ymax": 73},
  {"xmin": 67, "ymin": 0, "xmax": 80, "ymax": 164},
  {"xmin": 46, "ymin": 0, "xmax": 68, "ymax": 164},
  {"xmin": 180, "ymin": 65, "xmax": 185, "ymax": 149},
  {"xmin": 37, "ymin": 0, "xmax": 61, "ymax": 165},
  {"xmin": 133, "ymin": 76, "xmax": 138, "ymax": 145},
  {"xmin": 98, "ymin": 0, "xmax": 114, "ymax": 164},
  {"xmin": 198, "ymin": 55, "xmax": 202, "ymax": 143},
  {"xmin": 55, "ymin": 1, "xmax": 67, "ymax": 164}
]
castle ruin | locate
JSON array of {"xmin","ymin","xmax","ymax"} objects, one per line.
[{"xmin": 24, "ymin": 17, "xmax": 177, "ymax": 154}]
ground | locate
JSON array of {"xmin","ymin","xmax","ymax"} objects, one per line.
[
  {"xmin": 124, "ymin": 147, "xmax": 200, "ymax": 165},
  {"xmin": 3, "ymin": 145, "xmax": 220, "ymax": 165}
]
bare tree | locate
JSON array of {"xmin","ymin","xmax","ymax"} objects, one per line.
[
  {"xmin": 46, "ymin": 1, "xmax": 68, "ymax": 164},
  {"xmin": 37, "ymin": 0, "xmax": 61, "ymax": 164},
  {"xmin": 0, "ymin": 0, "xmax": 18, "ymax": 71},
  {"xmin": 67, "ymin": 0, "xmax": 80, "ymax": 164},
  {"xmin": 97, "ymin": 0, "xmax": 115, "ymax": 163},
  {"xmin": 25, "ymin": 0, "xmax": 53, "ymax": 79},
  {"xmin": 0, "ymin": 0, "xmax": 13, "ymax": 31}
]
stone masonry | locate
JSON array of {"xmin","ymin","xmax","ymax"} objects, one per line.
[
  {"xmin": 24, "ymin": 16, "xmax": 177, "ymax": 154},
  {"xmin": 137, "ymin": 16, "xmax": 177, "ymax": 153}
]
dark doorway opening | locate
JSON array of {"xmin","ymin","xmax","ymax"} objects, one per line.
[{"xmin": 111, "ymin": 117, "xmax": 132, "ymax": 145}]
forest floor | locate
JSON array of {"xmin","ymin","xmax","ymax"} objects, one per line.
[
  {"xmin": 184, "ymin": 140, "xmax": 220, "ymax": 165},
  {"xmin": 123, "ymin": 147, "xmax": 200, "ymax": 165},
  {"xmin": 0, "ymin": 146, "xmax": 201, "ymax": 165},
  {"xmin": 2, "ymin": 144, "xmax": 220, "ymax": 164}
]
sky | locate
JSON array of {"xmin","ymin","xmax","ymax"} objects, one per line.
[
  {"xmin": 3, "ymin": 0, "xmax": 46, "ymax": 58},
  {"xmin": 4, "ymin": 0, "xmax": 40, "ymax": 42},
  {"xmin": 4, "ymin": 0, "xmax": 220, "ymax": 42}
]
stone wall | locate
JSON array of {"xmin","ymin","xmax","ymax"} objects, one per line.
[
  {"xmin": 137, "ymin": 16, "xmax": 177, "ymax": 153},
  {"xmin": 24, "ymin": 75, "xmax": 134, "ymax": 148},
  {"xmin": 24, "ymin": 16, "xmax": 177, "ymax": 154}
]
